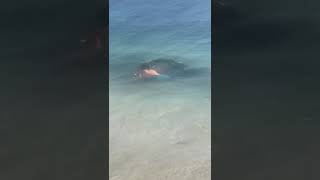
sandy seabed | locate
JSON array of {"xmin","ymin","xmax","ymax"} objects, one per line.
[{"xmin": 109, "ymin": 73, "xmax": 211, "ymax": 180}]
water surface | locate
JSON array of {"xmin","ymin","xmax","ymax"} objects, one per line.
[{"xmin": 109, "ymin": 0, "xmax": 211, "ymax": 179}]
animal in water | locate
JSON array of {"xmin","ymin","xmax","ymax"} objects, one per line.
[{"xmin": 134, "ymin": 58, "xmax": 210, "ymax": 80}]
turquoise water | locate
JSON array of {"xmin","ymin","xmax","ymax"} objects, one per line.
[{"xmin": 109, "ymin": 0, "xmax": 211, "ymax": 179}]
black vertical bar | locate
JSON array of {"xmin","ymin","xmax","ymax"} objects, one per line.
[
  {"xmin": 213, "ymin": 0, "xmax": 320, "ymax": 179},
  {"xmin": 0, "ymin": 0, "xmax": 108, "ymax": 179}
]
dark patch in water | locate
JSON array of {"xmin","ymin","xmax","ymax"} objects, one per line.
[
  {"xmin": 175, "ymin": 140, "xmax": 190, "ymax": 145},
  {"xmin": 134, "ymin": 58, "xmax": 210, "ymax": 81}
]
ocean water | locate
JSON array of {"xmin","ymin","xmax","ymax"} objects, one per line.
[{"xmin": 109, "ymin": 0, "xmax": 211, "ymax": 179}]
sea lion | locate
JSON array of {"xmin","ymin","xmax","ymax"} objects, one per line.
[
  {"xmin": 134, "ymin": 58, "xmax": 186, "ymax": 79},
  {"xmin": 134, "ymin": 58, "xmax": 210, "ymax": 80}
]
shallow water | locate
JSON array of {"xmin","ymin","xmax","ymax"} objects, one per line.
[{"xmin": 109, "ymin": 0, "xmax": 211, "ymax": 179}]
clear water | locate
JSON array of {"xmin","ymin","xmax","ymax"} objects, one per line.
[{"xmin": 109, "ymin": 0, "xmax": 211, "ymax": 179}]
